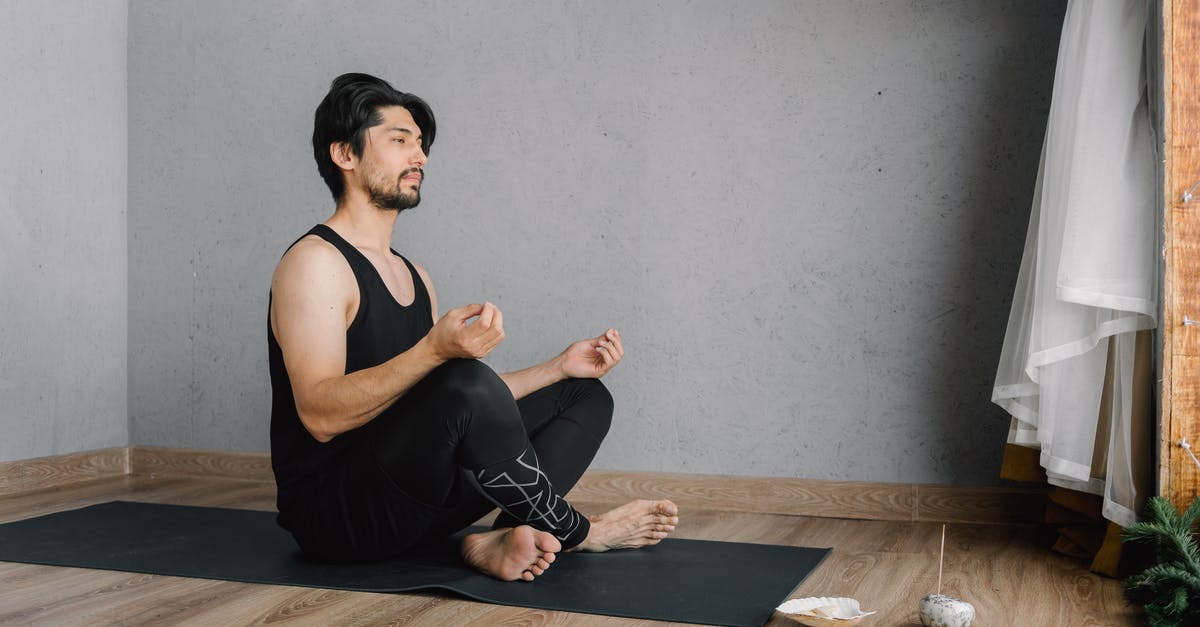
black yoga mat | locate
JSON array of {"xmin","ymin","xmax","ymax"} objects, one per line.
[{"xmin": 0, "ymin": 501, "xmax": 829, "ymax": 627}]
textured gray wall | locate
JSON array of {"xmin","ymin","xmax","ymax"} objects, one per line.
[
  {"xmin": 0, "ymin": 0, "xmax": 129, "ymax": 462},
  {"xmin": 128, "ymin": 0, "xmax": 1065, "ymax": 484}
]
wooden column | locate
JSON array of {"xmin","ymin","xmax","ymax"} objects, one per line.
[{"xmin": 1161, "ymin": 0, "xmax": 1200, "ymax": 509}]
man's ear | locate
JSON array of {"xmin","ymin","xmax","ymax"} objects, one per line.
[{"xmin": 329, "ymin": 142, "xmax": 357, "ymax": 171}]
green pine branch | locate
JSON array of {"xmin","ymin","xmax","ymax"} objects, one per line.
[{"xmin": 1123, "ymin": 496, "xmax": 1200, "ymax": 626}]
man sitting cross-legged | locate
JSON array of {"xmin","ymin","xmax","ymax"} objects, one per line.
[{"xmin": 268, "ymin": 72, "xmax": 678, "ymax": 581}]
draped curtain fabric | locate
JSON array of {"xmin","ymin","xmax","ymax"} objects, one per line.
[{"xmin": 992, "ymin": 0, "xmax": 1156, "ymax": 528}]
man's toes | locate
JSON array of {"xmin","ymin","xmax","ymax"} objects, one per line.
[
  {"xmin": 542, "ymin": 551, "xmax": 556, "ymax": 564},
  {"xmin": 654, "ymin": 500, "xmax": 679, "ymax": 516},
  {"xmin": 533, "ymin": 531, "xmax": 562, "ymax": 553},
  {"xmin": 535, "ymin": 557, "xmax": 550, "ymax": 570},
  {"xmin": 643, "ymin": 514, "xmax": 672, "ymax": 528},
  {"xmin": 520, "ymin": 570, "xmax": 535, "ymax": 581},
  {"xmin": 529, "ymin": 564, "xmax": 544, "ymax": 576}
]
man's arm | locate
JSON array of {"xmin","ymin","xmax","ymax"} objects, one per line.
[
  {"xmin": 499, "ymin": 329, "xmax": 625, "ymax": 400},
  {"xmin": 412, "ymin": 261, "xmax": 623, "ymax": 401},
  {"xmin": 499, "ymin": 358, "xmax": 568, "ymax": 401},
  {"xmin": 271, "ymin": 238, "xmax": 503, "ymax": 442}
]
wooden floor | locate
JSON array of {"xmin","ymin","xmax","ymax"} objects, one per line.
[{"xmin": 0, "ymin": 475, "xmax": 1139, "ymax": 626}]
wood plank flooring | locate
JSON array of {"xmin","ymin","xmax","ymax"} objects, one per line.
[{"xmin": 0, "ymin": 475, "xmax": 1140, "ymax": 626}]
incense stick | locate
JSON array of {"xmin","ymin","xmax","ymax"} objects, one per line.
[{"xmin": 937, "ymin": 524, "xmax": 945, "ymax": 595}]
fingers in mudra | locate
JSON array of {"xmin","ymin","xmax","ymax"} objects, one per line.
[
  {"xmin": 433, "ymin": 302, "xmax": 505, "ymax": 359},
  {"xmin": 601, "ymin": 329, "xmax": 623, "ymax": 357},
  {"xmin": 468, "ymin": 303, "xmax": 504, "ymax": 356},
  {"xmin": 562, "ymin": 328, "xmax": 625, "ymax": 378},
  {"xmin": 601, "ymin": 328, "xmax": 624, "ymax": 359},
  {"xmin": 596, "ymin": 342, "xmax": 617, "ymax": 369}
]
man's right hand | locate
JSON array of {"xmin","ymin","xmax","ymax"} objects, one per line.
[{"xmin": 427, "ymin": 302, "xmax": 505, "ymax": 360}]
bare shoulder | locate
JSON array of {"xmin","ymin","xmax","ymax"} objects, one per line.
[
  {"xmin": 410, "ymin": 259, "xmax": 434, "ymax": 288},
  {"xmin": 270, "ymin": 235, "xmax": 357, "ymax": 398},
  {"xmin": 408, "ymin": 259, "xmax": 439, "ymax": 319},
  {"xmin": 271, "ymin": 235, "xmax": 357, "ymax": 320},
  {"xmin": 274, "ymin": 235, "xmax": 351, "ymax": 290}
]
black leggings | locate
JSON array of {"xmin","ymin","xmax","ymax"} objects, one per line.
[{"xmin": 365, "ymin": 359, "xmax": 611, "ymax": 552}]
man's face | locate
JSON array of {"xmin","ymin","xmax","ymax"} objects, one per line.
[{"xmin": 358, "ymin": 105, "xmax": 427, "ymax": 212}]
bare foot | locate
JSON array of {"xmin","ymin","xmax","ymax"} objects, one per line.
[
  {"xmin": 461, "ymin": 525, "xmax": 561, "ymax": 581},
  {"xmin": 574, "ymin": 499, "xmax": 679, "ymax": 552}
]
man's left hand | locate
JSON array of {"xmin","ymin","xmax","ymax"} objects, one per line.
[{"xmin": 559, "ymin": 328, "xmax": 624, "ymax": 379}]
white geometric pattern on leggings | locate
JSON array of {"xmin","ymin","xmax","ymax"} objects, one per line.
[{"xmin": 475, "ymin": 448, "xmax": 582, "ymax": 542}]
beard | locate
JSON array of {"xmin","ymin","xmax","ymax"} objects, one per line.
[{"xmin": 366, "ymin": 167, "xmax": 423, "ymax": 212}]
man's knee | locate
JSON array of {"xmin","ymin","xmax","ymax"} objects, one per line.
[
  {"xmin": 429, "ymin": 359, "xmax": 509, "ymax": 408},
  {"xmin": 569, "ymin": 378, "xmax": 613, "ymax": 441}
]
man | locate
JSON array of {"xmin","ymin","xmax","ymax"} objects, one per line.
[{"xmin": 268, "ymin": 73, "xmax": 678, "ymax": 581}]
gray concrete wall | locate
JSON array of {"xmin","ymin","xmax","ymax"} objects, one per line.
[
  {"xmin": 0, "ymin": 0, "xmax": 129, "ymax": 462},
  {"xmin": 128, "ymin": 0, "xmax": 1065, "ymax": 484}
]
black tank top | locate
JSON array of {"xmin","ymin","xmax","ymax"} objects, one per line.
[{"xmin": 268, "ymin": 224, "xmax": 434, "ymax": 516}]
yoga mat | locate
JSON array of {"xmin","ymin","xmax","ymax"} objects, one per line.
[{"xmin": 0, "ymin": 501, "xmax": 830, "ymax": 627}]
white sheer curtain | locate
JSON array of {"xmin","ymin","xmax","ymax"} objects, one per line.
[{"xmin": 992, "ymin": 0, "xmax": 1156, "ymax": 527}]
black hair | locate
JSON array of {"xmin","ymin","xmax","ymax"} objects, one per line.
[{"xmin": 312, "ymin": 73, "xmax": 436, "ymax": 202}]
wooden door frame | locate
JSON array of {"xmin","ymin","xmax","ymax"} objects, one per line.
[{"xmin": 1160, "ymin": 0, "xmax": 1200, "ymax": 509}]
